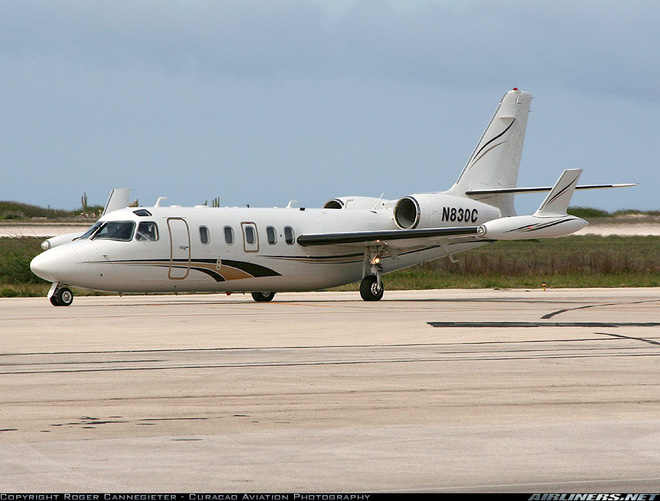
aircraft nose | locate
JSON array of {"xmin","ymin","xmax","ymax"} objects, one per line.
[{"xmin": 30, "ymin": 248, "xmax": 73, "ymax": 283}]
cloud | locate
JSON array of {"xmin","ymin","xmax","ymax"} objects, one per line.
[
  {"xmin": 2, "ymin": 0, "xmax": 659, "ymax": 97},
  {"xmin": 0, "ymin": 0, "xmax": 657, "ymax": 210}
]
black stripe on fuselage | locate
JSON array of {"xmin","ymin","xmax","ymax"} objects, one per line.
[{"xmin": 90, "ymin": 258, "xmax": 281, "ymax": 279}]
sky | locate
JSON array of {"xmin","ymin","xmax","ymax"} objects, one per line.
[{"xmin": 1, "ymin": 0, "xmax": 659, "ymax": 214}]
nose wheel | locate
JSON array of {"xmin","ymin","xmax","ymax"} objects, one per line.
[{"xmin": 49, "ymin": 284, "xmax": 74, "ymax": 307}]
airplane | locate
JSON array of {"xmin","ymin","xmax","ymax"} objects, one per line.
[{"xmin": 30, "ymin": 88, "xmax": 634, "ymax": 306}]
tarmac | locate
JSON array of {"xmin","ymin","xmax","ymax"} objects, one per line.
[{"xmin": 0, "ymin": 288, "xmax": 659, "ymax": 493}]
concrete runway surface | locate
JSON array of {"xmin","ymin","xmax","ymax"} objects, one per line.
[{"xmin": 0, "ymin": 288, "xmax": 659, "ymax": 493}]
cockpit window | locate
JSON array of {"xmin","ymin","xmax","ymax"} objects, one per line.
[
  {"xmin": 136, "ymin": 221, "xmax": 159, "ymax": 241},
  {"xmin": 78, "ymin": 221, "xmax": 104, "ymax": 240},
  {"xmin": 91, "ymin": 221, "xmax": 136, "ymax": 242}
]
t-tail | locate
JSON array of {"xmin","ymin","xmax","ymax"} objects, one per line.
[
  {"xmin": 448, "ymin": 88, "xmax": 532, "ymax": 216},
  {"xmin": 476, "ymin": 169, "xmax": 588, "ymax": 240}
]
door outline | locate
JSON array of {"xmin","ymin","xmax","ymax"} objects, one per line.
[
  {"xmin": 167, "ymin": 217, "xmax": 191, "ymax": 280},
  {"xmin": 241, "ymin": 222, "xmax": 259, "ymax": 253}
]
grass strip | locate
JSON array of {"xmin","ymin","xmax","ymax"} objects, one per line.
[{"xmin": 1, "ymin": 235, "xmax": 659, "ymax": 297}]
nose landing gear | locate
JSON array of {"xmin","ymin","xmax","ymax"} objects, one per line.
[{"xmin": 48, "ymin": 283, "xmax": 74, "ymax": 307}]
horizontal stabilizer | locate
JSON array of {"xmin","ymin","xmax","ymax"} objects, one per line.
[{"xmin": 466, "ymin": 183, "xmax": 636, "ymax": 196}]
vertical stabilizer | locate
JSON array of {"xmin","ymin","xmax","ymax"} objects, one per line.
[{"xmin": 448, "ymin": 89, "xmax": 532, "ymax": 216}]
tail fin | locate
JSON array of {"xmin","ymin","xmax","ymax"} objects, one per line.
[
  {"xmin": 534, "ymin": 169, "xmax": 581, "ymax": 217},
  {"xmin": 448, "ymin": 88, "xmax": 532, "ymax": 216}
]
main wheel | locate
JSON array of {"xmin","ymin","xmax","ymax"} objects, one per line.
[
  {"xmin": 51, "ymin": 287, "xmax": 74, "ymax": 307},
  {"xmin": 251, "ymin": 291, "xmax": 275, "ymax": 302},
  {"xmin": 360, "ymin": 275, "xmax": 383, "ymax": 301}
]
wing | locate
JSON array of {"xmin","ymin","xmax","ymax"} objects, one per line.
[{"xmin": 297, "ymin": 226, "xmax": 480, "ymax": 247}]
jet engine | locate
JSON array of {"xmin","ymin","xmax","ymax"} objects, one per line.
[{"xmin": 393, "ymin": 193, "xmax": 500, "ymax": 229}]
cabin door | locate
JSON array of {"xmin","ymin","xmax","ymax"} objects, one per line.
[{"xmin": 167, "ymin": 218, "xmax": 191, "ymax": 279}]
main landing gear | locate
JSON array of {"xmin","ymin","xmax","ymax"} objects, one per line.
[
  {"xmin": 49, "ymin": 283, "xmax": 74, "ymax": 307},
  {"xmin": 251, "ymin": 291, "xmax": 276, "ymax": 302},
  {"xmin": 359, "ymin": 245, "xmax": 385, "ymax": 301},
  {"xmin": 360, "ymin": 275, "xmax": 384, "ymax": 301}
]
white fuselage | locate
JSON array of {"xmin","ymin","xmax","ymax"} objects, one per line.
[
  {"xmin": 30, "ymin": 196, "xmax": 498, "ymax": 294},
  {"xmin": 29, "ymin": 89, "xmax": 606, "ymax": 304}
]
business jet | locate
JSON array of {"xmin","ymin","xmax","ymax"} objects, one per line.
[{"xmin": 30, "ymin": 88, "xmax": 633, "ymax": 306}]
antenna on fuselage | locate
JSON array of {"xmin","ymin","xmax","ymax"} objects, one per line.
[
  {"xmin": 371, "ymin": 194, "xmax": 385, "ymax": 212},
  {"xmin": 155, "ymin": 197, "xmax": 168, "ymax": 208},
  {"xmin": 286, "ymin": 200, "xmax": 298, "ymax": 209}
]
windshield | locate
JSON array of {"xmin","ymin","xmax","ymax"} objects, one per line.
[
  {"xmin": 91, "ymin": 221, "xmax": 136, "ymax": 242},
  {"xmin": 78, "ymin": 221, "xmax": 103, "ymax": 240}
]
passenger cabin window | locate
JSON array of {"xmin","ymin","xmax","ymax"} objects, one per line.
[
  {"xmin": 136, "ymin": 221, "xmax": 159, "ymax": 241},
  {"xmin": 266, "ymin": 226, "xmax": 277, "ymax": 245},
  {"xmin": 284, "ymin": 226, "xmax": 295, "ymax": 245},
  {"xmin": 241, "ymin": 222, "xmax": 259, "ymax": 252},
  {"xmin": 224, "ymin": 226, "xmax": 234, "ymax": 245},
  {"xmin": 245, "ymin": 226, "xmax": 255, "ymax": 245},
  {"xmin": 199, "ymin": 225, "xmax": 210, "ymax": 245},
  {"xmin": 91, "ymin": 221, "xmax": 136, "ymax": 242}
]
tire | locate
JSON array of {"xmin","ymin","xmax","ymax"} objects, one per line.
[
  {"xmin": 52, "ymin": 287, "xmax": 74, "ymax": 307},
  {"xmin": 251, "ymin": 291, "xmax": 275, "ymax": 302},
  {"xmin": 360, "ymin": 275, "xmax": 384, "ymax": 301}
]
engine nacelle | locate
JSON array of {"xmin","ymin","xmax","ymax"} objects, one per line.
[
  {"xmin": 323, "ymin": 196, "xmax": 392, "ymax": 210},
  {"xmin": 393, "ymin": 193, "xmax": 500, "ymax": 229},
  {"xmin": 477, "ymin": 214, "xmax": 588, "ymax": 240}
]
